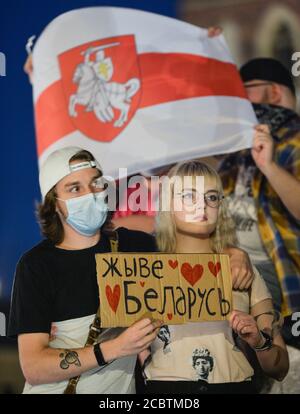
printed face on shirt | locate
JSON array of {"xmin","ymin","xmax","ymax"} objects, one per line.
[
  {"xmin": 172, "ymin": 176, "xmax": 221, "ymax": 237},
  {"xmin": 55, "ymin": 162, "xmax": 105, "ymax": 217},
  {"xmin": 157, "ymin": 325, "xmax": 171, "ymax": 345},
  {"xmin": 194, "ymin": 357, "xmax": 211, "ymax": 379}
]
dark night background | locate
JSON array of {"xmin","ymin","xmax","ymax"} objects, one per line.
[{"xmin": 0, "ymin": 0, "xmax": 178, "ymax": 316}]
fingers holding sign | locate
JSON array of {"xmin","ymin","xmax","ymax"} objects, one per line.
[
  {"xmin": 230, "ymin": 310, "xmax": 264, "ymax": 349},
  {"xmin": 114, "ymin": 317, "xmax": 163, "ymax": 359}
]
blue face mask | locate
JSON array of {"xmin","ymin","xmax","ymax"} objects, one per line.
[{"xmin": 59, "ymin": 192, "xmax": 108, "ymax": 236}]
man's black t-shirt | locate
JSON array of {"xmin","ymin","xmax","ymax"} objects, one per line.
[{"xmin": 8, "ymin": 227, "xmax": 156, "ymax": 337}]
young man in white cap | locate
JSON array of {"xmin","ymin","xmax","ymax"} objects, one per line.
[
  {"xmin": 8, "ymin": 146, "xmax": 162, "ymax": 394},
  {"xmin": 8, "ymin": 146, "xmax": 254, "ymax": 394}
]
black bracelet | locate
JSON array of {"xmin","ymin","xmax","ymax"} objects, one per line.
[
  {"xmin": 93, "ymin": 343, "xmax": 108, "ymax": 366},
  {"xmin": 253, "ymin": 330, "xmax": 273, "ymax": 351}
]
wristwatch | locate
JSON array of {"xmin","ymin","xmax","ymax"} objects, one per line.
[{"xmin": 254, "ymin": 330, "xmax": 273, "ymax": 351}]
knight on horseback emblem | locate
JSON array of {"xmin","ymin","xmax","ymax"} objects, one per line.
[{"xmin": 68, "ymin": 42, "xmax": 140, "ymax": 128}]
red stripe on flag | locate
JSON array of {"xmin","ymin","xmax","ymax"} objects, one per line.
[
  {"xmin": 35, "ymin": 81, "xmax": 75, "ymax": 156},
  {"xmin": 35, "ymin": 53, "xmax": 247, "ymax": 156},
  {"xmin": 139, "ymin": 53, "xmax": 246, "ymax": 107}
]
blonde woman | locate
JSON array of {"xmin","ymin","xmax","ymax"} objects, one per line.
[{"xmin": 141, "ymin": 160, "xmax": 288, "ymax": 394}]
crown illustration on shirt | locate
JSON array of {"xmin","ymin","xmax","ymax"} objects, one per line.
[{"xmin": 192, "ymin": 348, "xmax": 211, "ymax": 358}]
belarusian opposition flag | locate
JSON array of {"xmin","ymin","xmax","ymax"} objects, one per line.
[{"xmin": 32, "ymin": 7, "xmax": 256, "ymax": 178}]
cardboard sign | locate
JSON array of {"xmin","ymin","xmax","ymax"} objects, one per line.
[{"xmin": 96, "ymin": 253, "xmax": 232, "ymax": 327}]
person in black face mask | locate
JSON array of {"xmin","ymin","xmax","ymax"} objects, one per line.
[{"xmin": 219, "ymin": 57, "xmax": 300, "ymax": 393}]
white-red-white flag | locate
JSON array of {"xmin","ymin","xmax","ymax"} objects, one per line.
[{"xmin": 33, "ymin": 7, "xmax": 256, "ymax": 178}]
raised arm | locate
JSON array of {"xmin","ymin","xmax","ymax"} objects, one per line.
[{"xmin": 252, "ymin": 124, "xmax": 300, "ymax": 220}]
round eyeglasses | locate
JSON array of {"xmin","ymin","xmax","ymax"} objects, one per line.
[{"xmin": 175, "ymin": 190, "xmax": 224, "ymax": 208}]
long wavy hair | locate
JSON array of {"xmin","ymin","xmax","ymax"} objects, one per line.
[{"xmin": 155, "ymin": 160, "xmax": 237, "ymax": 253}]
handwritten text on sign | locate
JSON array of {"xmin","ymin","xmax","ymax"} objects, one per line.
[{"xmin": 96, "ymin": 253, "xmax": 232, "ymax": 327}]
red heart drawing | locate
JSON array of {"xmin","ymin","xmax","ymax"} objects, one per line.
[
  {"xmin": 167, "ymin": 313, "xmax": 173, "ymax": 320},
  {"xmin": 208, "ymin": 261, "xmax": 221, "ymax": 277},
  {"xmin": 181, "ymin": 263, "xmax": 204, "ymax": 286},
  {"xmin": 105, "ymin": 285, "xmax": 121, "ymax": 313},
  {"xmin": 168, "ymin": 260, "xmax": 178, "ymax": 269},
  {"xmin": 140, "ymin": 281, "xmax": 145, "ymax": 287}
]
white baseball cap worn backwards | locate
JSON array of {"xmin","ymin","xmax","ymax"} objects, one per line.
[{"xmin": 39, "ymin": 147, "xmax": 102, "ymax": 199}]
